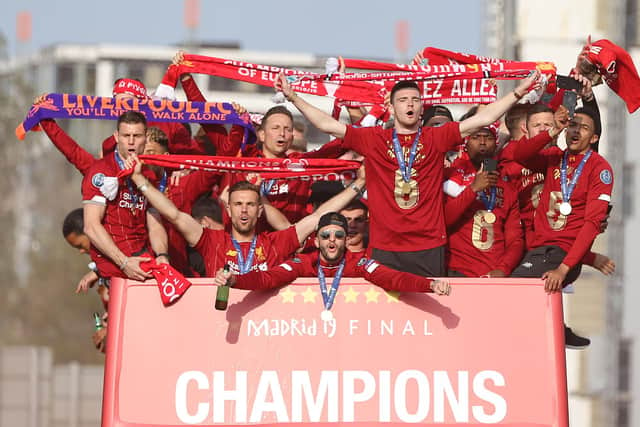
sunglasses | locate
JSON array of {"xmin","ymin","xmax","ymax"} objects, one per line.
[{"xmin": 319, "ymin": 229, "xmax": 346, "ymax": 240}]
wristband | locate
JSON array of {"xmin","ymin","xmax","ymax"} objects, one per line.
[
  {"xmin": 350, "ymin": 183, "xmax": 363, "ymax": 195},
  {"xmin": 156, "ymin": 252, "xmax": 170, "ymax": 260},
  {"xmin": 136, "ymin": 180, "xmax": 149, "ymax": 193},
  {"xmin": 119, "ymin": 257, "xmax": 129, "ymax": 270},
  {"xmin": 513, "ymin": 90, "xmax": 524, "ymax": 100}
]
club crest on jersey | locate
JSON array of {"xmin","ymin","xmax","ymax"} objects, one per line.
[
  {"xmin": 357, "ymin": 257, "xmax": 368, "ymax": 266},
  {"xmin": 91, "ymin": 173, "xmax": 105, "ymax": 188},
  {"xmin": 600, "ymin": 169, "xmax": 612, "ymax": 185}
]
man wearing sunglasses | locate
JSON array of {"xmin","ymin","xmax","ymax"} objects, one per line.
[{"xmin": 213, "ymin": 212, "xmax": 451, "ymax": 318}]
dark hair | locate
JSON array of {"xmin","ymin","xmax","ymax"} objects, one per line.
[
  {"xmin": 341, "ymin": 199, "xmax": 368, "ymax": 215},
  {"xmin": 117, "ymin": 111, "xmax": 147, "ymax": 130},
  {"xmin": 191, "ymin": 196, "xmax": 223, "ymax": 223},
  {"xmin": 146, "ymin": 127, "xmax": 169, "ymax": 152},
  {"xmin": 574, "ymin": 107, "xmax": 602, "ymax": 137},
  {"xmin": 308, "ymin": 180, "xmax": 345, "ymax": 208},
  {"xmin": 62, "ymin": 208, "xmax": 84, "ymax": 238},
  {"xmin": 459, "ymin": 105, "xmax": 479, "ymax": 121},
  {"xmin": 390, "ymin": 80, "xmax": 420, "ymax": 103},
  {"xmin": 422, "ymin": 105, "xmax": 453, "ymax": 126},
  {"xmin": 228, "ymin": 180, "xmax": 261, "ymax": 200},
  {"xmin": 525, "ymin": 103, "xmax": 554, "ymax": 123},
  {"xmin": 504, "ymin": 104, "xmax": 532, "ymax": 135},
  {"xmin": 262, "ymin": 105, "xmax": 293, "ymax": 127}
]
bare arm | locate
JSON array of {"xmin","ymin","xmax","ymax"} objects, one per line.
[
  {"xmin": 294, "ymin": 172, "xmax": 365, "ymax": 245},
  {"xmin": 459, "ymin": 70, "xmax": 541, "ymax": 137},
  {"xmin": 275, "ymin": 72, "xmax": 347, "ymax": 139},
  {"xmin": 127, "ymin": 155, "xmax": 204, "ymax": 247},
  {"xmin": 83, "ymin": 203, "xmax": 152, "ymax": 281},
  {"xmin": 146, "ymin": 210, "xmax": 169, "ymax": 263},
  {"xmin": 261, "ymin": 196, "xmax": 293, "ymax": 231}
]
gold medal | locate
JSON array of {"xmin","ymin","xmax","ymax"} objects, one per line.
[
  {"xmin": 484, "ymin": 211, "xmax": 496, "ymax": 224},
  {"xmin": 394, "ymin": 170, "xmax": 418, "ymax": 209},
  {"xmin": 402, "ymin": 181, "xmax": 411, "ymax": 196}
]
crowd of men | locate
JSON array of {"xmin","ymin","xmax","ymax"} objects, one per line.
[{"xmin": 45, "ymin": 50, "xmax": 615, "ymax": 352}]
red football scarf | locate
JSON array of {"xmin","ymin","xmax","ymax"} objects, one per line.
[
  {"xmin": 580, "ymin": 38, "xmax": 640, "ymax": 113},
  {"xmin": 118, "ymin": 154, "xmax": 361, "ymax": 180},
  {"xmin": 161, "ymin": 54, "xmax": 554, "ymax": 107},
  {"xmin": 140, "ymin": 259, "xmax": 192, "ymax": 306}
]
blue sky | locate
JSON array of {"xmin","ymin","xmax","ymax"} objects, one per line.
[{"xmin": 1, "ymin": 0, "xmax": 484, "ymax": 60}]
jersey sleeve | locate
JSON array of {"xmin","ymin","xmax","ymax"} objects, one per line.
[
  {"xmin": 82, "ymin": 164, "xmax": 108, "ymax": 205},
  {"xmin": 356, "ymin": 258, "xmax": 434, "ymax": 292},
  {"xmin": 431, "ymin": 121, "xmax": 463, "ymax": 153},
  {"xmin": 300, "ymin": 138, "xmax": 348, "ymax": 159},
  {"xmin": 502, "ymin": 132, "xmax": 554, "ymax": 173},
  {"xmin": 232, "ymin": 260, "xmax": 304, "ymax": 290},
  {"xmin": 443, "ymin": 186, "xmax": 477, "ymax": 228},
  {"xmin": 563, "ymin": 160, "xmax": 614, "ymax": 267},
  {"xmin": 40, "ymin": 119, "xmax": 96, "ymax": 175},
  {"xmin": 342, "ymin": 126, "xmax": 376, "ymax": 156}
]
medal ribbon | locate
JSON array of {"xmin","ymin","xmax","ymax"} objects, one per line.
[
  {"xmin": 231, "ymin": 236, "xmax": 257, "ymax": 275},
  {"xmin": 392, "ymin": 128, "xmax": 422, "ymax": 183},
  {"xmin": 260, "ymin": 179, "xmax": 277, "ymax": 197},
  {"xmin": 561, "ymin": 149, "xmax": 592, "ymax": 204},
  {"xmin": 477, "ymin": 186, "xmax": 497, "ymax": 211},
  {"xmin": 318, "ymin": 259, "xmax": 346, "ymax": 311}
]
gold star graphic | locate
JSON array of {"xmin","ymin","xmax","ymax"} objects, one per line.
[
  {"xmin": 342, "ymin": 286, "xmax": 360, "ymax": 303},
  {"xmin": 280, "ymin": 287, "xmax": 297, "ymax": 303},
  {"xmin": 385, "ymin": 290, "xmax": 401, "ymax": 303},
  {"xmin": 364, "ymin": 287, "xmax": 381, "ymax": 303},
  {"xmin": 301, "ymin": 287, "xmax": 318, "ymax": 303}
]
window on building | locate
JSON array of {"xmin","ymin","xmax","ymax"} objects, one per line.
[{"xmin": 55, "ymin": 63, "xmax": 75, "ymax": 93}]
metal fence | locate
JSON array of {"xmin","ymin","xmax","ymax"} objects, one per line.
[{"xmin": 0, "ymin": 346, "xmax": 103, "ymax": 427}]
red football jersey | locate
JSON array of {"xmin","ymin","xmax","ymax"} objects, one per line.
[
  {"xmin": 192, "ymin": 226, "xmax": 300, "ymax": 276},
  {"xmin": 443, "ymin": 158, "xmax": 524, "ymax": 276},
  {"xmin": 342, "ymin": 122, "xmax": 463, "ymax": 252},
  {"xmin": 81, "ymin": 152, "xmax": 155, "ymax": 278},
  {"xmin": 509, "ymin": 135, "xmax": 614, "ymax": 268},
  {"xmin": 499, "ymin": 137, "xmax": 547, "ymax": 249}
]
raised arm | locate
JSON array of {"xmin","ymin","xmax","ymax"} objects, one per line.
[
  {"xmin": 275, "ymin": 72, "xmax": 347, "ymax": 139},
  {"xmin": 293, "ymin": 169, "xmax": 365, "ymax": 245},
  {"xmin": 127, "ymin": 155, "xmax": 204, "ymax": 247},
  {"xmin": 459, "ymin": 70, "xmax": 541, "ymax": 137},
  {"xmin": 146, "ymin": 210, "xmax": 169, "ymax": 264}
]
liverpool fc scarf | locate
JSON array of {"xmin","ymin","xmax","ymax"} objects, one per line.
[{"xmin": 16, "ymin": 93, "xmax": 256, "ymax": 144}]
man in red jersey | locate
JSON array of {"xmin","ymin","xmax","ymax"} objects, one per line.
[
  {"xmin": 500, "ymin": 104, "xmax": 555, "ymax": 247},
  {"xmin": 82, "ymin": 111, "xmax": 168, "ymax": 281},
  {"xmin": 213, "ymin": 212, "xmax": 450, "ymax": 321},
  {"xmin": 443, "ymin": 126, "xmax": 524, "ymax": 277},
  {"xmin": 128, "ymin": 155, "xmax": 366, "ymax": 277},
  {"xmin": 276, "ymin": 71, "xmax": 540, "ymax": 276},
  {"xmin": 510, "ymin": 107, "xmax": 613, "ymax": 292},
  {"xmin": 501, "ymin": 103, "xmax": 615, "ymax": 273}
]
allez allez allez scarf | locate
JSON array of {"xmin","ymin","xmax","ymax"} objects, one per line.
[{"xmin": 159, "ymin": 53, "xmax": 556, "ymax": 108}]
